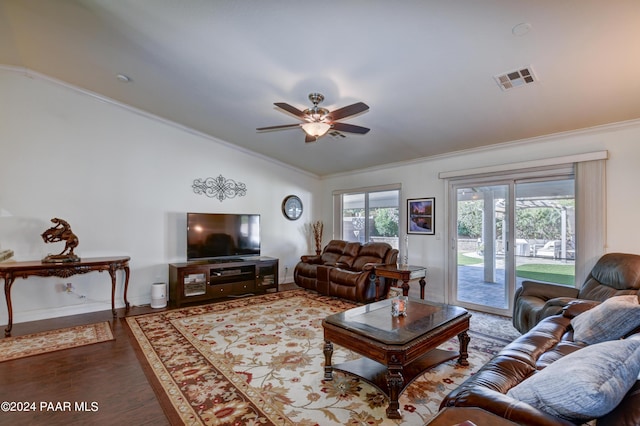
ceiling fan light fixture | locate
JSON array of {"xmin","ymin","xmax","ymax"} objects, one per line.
[
  {"xmin": 301, "ymin": 122, "xmax": 331, "ymax": 137},
  {"xmin": 258, "ymin": 93, "xmax": 369, "ymax": 143}
]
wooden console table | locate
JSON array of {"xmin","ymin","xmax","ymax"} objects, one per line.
[
  {"xmin": 0, "ymin": 256, "xmax": 130, "ymax": 336},
  {"xmin": 374, "ymin": 264, "xmax": 427, "ymax": 299}
]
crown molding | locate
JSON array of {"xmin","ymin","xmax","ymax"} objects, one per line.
[{"xmin": 322, "ymin": 118, "xmax": 640, "ymax": 179}]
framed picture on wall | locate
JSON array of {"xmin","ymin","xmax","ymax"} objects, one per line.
[{"xmin": 407, "ymin": 197, "xmax": 435, "ymax": 235}]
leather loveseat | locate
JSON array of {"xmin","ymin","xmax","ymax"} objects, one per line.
[
  {"xmin": 293, "ymin": 239, "xmax": 398, "ymax": 303},
  {"xmin": 293, "ymin": 240, "xmax": 351, "ymax": 290},
  {"xmin": 441, "ymin": 300, "xmax": 640, "ymax": 426},
  {"xmin": 513, "ymin": 252, "xmax": 640, "ymax": 334}
]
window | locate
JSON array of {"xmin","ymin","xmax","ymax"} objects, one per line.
[{"xmin": 333, "ymin": 184, "xmax": 401, "ymax": 249}]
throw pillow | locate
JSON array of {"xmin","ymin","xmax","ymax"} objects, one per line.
[
  {"xmin": 571, "ymin": 294, "xmax": 640, "ymax": 345},
  {"xmin": 507, "ymin": 338, "xmax": 640, "ymax": 423}
]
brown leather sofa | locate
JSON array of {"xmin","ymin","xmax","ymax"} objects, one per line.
[
  {"xmin": 293, "ymin": 239, "xmax": 398, "ymax": 303},
  {"xmin": 513, "ymin": 252, "xmax": 640, "ymax": 334},
  {"xmin": 441, "ymin": 301, "xmax": 640, "ymax": 426},
  {"xmin": 319, "ymin": 242, "xmax": 399, "ymax": 302}
]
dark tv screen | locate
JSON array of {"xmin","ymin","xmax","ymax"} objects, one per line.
[{"xmin": 187, "ymin": 213, "xmax": 260, "ymax": 260}]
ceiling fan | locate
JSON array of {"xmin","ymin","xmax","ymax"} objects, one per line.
[{"xmin": 257, "ymin": 93, "xmax": 370, "ymax": 143}]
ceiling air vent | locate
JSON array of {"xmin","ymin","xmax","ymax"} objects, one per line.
[{"xmin": 494, "ymin": 66, "xmax": 536, "ymax": 91}]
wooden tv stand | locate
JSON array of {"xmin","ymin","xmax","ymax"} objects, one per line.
[{"xmin": 168, "ymin": 257, "xmax": 278, "ymax": 307}]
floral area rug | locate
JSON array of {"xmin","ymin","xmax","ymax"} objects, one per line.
[
  {"xmin": 0, "ymin": 321, "xmax": 114, "ymax": 362},
  {"xmin": 468, "ymin": 310, "xmax": 521, "ymax": 343},
  {"xmin": 126, "ymin": 290, "xmax": 510, "ymax": 425}
]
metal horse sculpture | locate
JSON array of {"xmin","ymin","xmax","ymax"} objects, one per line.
[{"xmin": 41, "ymin": 218, "xmax": 80, "ymax": 263}]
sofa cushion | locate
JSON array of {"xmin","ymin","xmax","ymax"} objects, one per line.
[
  {"xmin": 336, "ymin": 242, "xmax": 361, "ymax": 268},
  {"xmin": 507, "ymin": 338, "xmax": 640, "ymax": 423},
  {"xmin": 351, "ymin": 243, "xmax": 390, "ymax": 270},
  {"xmin": 319, "ymin": 240, "xmax": 347, "ymax": 264},
  {"xmin": 571, "ymin": 294, "xmax": 640, "ymax": 345}
]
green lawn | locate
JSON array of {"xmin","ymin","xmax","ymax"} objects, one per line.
[
  {"xmin": 457, "ymin": 252, "xmax": 575, "ymax": 285},
  {"xmin": 457, "ymin": 253, "xmax": 483, "ymax": 266},
  {"xmin": 516, "ymin": 263, "xmax": 575, "ymax": 286}
]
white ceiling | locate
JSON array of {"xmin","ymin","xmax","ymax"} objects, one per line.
[{"xmin": 2, "ymin": 0, "xmax": 639, "ymax": 176}]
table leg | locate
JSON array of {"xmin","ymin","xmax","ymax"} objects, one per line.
[
  {"xmin": 400, "ymin": 279, "xmax": 410, "ymax": 297},
  {"xmin": 419, "ymin": 277, "xmax": 426, "ymax": 299},
  {"xmin": 108, "ymin": 266, "xmax": 117, "ymax": 317},
  {"xmin": 374, "ymin": 275, "xmax": 381, "ymax": 301},
  {"xmin": 323, "ymin": 340, "xmax": 334, "ymax": 380},
  {"xmin": 3, "ymin": 275, "xmax": 16, "ymax": 336},
  {"xmin": 123, "ymin": 264, "xmax": 130, "ymax": 311},
  {"xmin": 457, "ymin": 331, "xmax": 470, "ymax": 366},
  {"xmin": 385, "ymin": 364, "xmax": 404, "ymax": 419}
]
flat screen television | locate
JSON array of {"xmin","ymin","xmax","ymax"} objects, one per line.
[{"xmin": 187, "ymin": 213, "xmax": 260, "ymax": 261}]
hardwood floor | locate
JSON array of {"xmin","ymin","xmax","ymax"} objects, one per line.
[{"xmin": 0, "ymin": 305, "xmax": 170, "ymax": 426}]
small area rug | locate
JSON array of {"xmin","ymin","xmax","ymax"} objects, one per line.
[
  {"xmin": 0, "ymin": 321, "xmax": 114, "ymax": 362},
  {"xmin": 126, "ymin": 290, "xmax": 513, "ymax": 425}
]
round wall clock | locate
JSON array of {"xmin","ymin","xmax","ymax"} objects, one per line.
[{"xmin": 282, "ymin": 195, "xmax": 303, "ymax": 220}]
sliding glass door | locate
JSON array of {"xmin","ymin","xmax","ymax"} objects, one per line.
[
  {"xmin": 450, "ymin": 176, "xmax": 575, "ymax": 316},
  {"xmin": 454, "ymin": 183, "xmax": 511, "ymax": 314}
]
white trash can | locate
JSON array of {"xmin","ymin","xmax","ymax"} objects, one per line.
[{"xmin": 150, "ymin": 282, "xmax": 167, "ymax": 308}]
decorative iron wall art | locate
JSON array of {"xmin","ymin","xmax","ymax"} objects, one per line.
[{"xmin": 192, "ymin": 175, "xmax": 247, "ymax": 202}]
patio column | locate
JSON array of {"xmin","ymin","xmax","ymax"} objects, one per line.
[
  {"xmin": 483, "ymin": 191, "xmax": 496, "ymax": 283},
  {"xmin": 561, "ymin": 207, "xmax": 567, "ymax": 260}
]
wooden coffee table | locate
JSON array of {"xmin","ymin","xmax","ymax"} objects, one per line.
[{"xmin": 322, "ymin": 298, "xmax": 470, "ymax": 419}]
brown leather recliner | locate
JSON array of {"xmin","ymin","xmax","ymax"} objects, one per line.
[
  {"xmin": 513, "ymin": 252, "xmax": 640, "ymax": 334},
  {"xmin": 319, "ymin": 242, "xmax": 399, "ymax": 303}
]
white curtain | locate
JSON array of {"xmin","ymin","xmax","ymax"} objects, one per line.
[{"xmin": 574, "ymin": 159, "xmax": 606, "ymax": 287}]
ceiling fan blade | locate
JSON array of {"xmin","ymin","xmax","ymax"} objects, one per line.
[
  {"xmin": 331, "ymin": 122, "xmax": 370, "ymax": 134},
  {"xmin": 305, "ymin": 134, "xmax": 317, "ymax": 143},
  {"xmin": 274, "ymin": 102, "xmax": 307, "ymax": 119},
  {"xmin": 328, "ymin": 102, "xmax": 369, "ymax": 121},
  {"xmin": 256, "ymin": 123, "xmax": 301, "ymax": 131}
]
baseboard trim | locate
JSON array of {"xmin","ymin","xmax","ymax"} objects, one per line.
[{"xmin": 10, "ymin": 295, "xmax": 151, "ymax": 324}]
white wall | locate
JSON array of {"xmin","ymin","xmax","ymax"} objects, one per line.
[
  {"xmin": 321, "ymin": 121, "xmax": 640, "ymax": 303},
  {"xmin": 0, "ymin": 69, "xmax": 321, "ymax": 323},
  {"xmin": 3, "ymin": 67, "xmax": 640, "ymax": 324}
]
